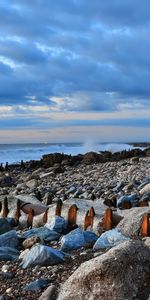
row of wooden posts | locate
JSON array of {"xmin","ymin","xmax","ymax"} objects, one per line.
[{"xmin": 0, "ymin": 197, "xmax": 149, "ymax": 237}]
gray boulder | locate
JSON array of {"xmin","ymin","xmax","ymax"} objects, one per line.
[
  {"xmin": 0, "ymin": 218, "xmax": 11, "ymax": 235},
  {"xmin": 21, "ymin": 244, "xmax": 66, "ymax": 268},
  {"xmin": 21, "ymin": 227, "xmax": 61, "ymax": 242},
  {"xmin": 0, "ymin": 230, "xmax": 18, "ymax": 248},
  {"xmin": 23, "ymin": 278, "xmax": 49, "ymax": 291},
  {"xmin": 117, "ymin": 193, "xmax": 138, "ymax": 208},
  {"xmin": 93, "ymin": 229, "xmax": 130, "ymax": 250},
  {"xmin": 139, "ymin": 183, "xmax": 150, "ymax": 195},
  {"xmin": 45, "ymin": 216, "xmax": 68, "ymax": 233},
  {"xmin": 61, "ymin": 228, "xmax": 98, "ymax": 252},
  {"xmin": 57, "ymin": 240, "xmax": 150, "ymax": 300},
  {"xmin": 117, "ymin": 207, "xmax": 150, "ymax": 237},
  {"xmin": 0, "ymin": 247, "xmax": 20, "ymax": 261}
]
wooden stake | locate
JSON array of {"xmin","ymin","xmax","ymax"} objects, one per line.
[
  {"xmin": 84, "ymin": 207, "xmax": 95, "ymax": 230},
  {"xmin": 43, "ymin": 208, "xmax": 48, "ymax": 224},
  {"xmin": 2, "ymin": 197, "xmax": 9, "ymax": 218},
  {"xmin": 68, "ymin": 204, "xmax": 78, "ymax": 227},
  {"xmin": 27, "ymin": 208, "xmax": 34, "ymax": 229},
  {"xmin": 140, "ymin": 214, "xmax": 149, "ymax": 237},
  {"xmin": 103, "ymin": 208, "xmax": 113, "ymax": 230},
  {"xmin": 14, "ymin": 199, "xmax": 21, "ymax": 225},
  {"xmin": 55, "ymin": 199, "xmax": 63, "ymax": 216}
]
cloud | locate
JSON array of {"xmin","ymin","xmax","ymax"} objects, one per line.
[{"xmin": 0, "ymin": 0, "xmax": 149, "ymax": 141}]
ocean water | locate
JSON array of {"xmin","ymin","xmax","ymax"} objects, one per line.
[{"xmin": 0, "ymin": 142, "xmax": 143, "ymax": 165}]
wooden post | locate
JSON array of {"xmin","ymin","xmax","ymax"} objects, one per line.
[
  {"xmin": 15, "ymin": 199, "xmax": 21, "ymax": 225},
  {"xmin": 55, "ymin": 199, "xmax": 63, "ymax": 216},
  {"xmin": 68, "ymin": 204, "xmax": 78, "ymax": 227},
  {"xmin": 103, "ymin": 208, "xmax": 113, "ymax": 230},
  {"xmin": 43, "ymin": 208, "xmax": 49, "ymax": 224},
  {"xmin": 47, "ymin": 193, "xmax": 52, "ymax": 205},
  {"xmin": 84, "ymin": 207, "xmax": 95, "ymax": 230},
  {"xmin": 2, "ymin": 197, "xmax": 9, "ymax": 218},
  {"xmin": 140, "ymin": 214, "xmax": 149, "ymax": 237},
  {"xmin": 84, "ymin": 210, "xmax": 90, "ymax": 230},
  {"xmin": 27, "ymin": 208, "xmax": 34, "ymax": 229}
]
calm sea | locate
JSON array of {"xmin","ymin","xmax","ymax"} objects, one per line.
[{"xmin": 0, "ymin": 142, "xmax": 143, "ymax": 164}]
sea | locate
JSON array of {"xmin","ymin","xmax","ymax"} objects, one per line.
[{"xmin": 0, "ymin": 142, "xmax": 145, "ymax": 165}]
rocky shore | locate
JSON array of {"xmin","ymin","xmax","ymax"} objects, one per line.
[{"xmin": 0, "ymin": 148, "xmax": 150, "ymax": 299}]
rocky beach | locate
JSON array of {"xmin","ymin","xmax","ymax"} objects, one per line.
[{"xmin": 0, "ymin": 147, "xmax": 150, "ymax": 299}]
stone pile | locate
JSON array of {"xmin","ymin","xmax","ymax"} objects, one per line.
[{"xmin": 0, "ymin": 152, "xmax": 149, "ymax": 299}]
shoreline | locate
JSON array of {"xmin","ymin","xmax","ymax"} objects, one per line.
[{"xmin": 1, "ymin": 145, "xmax": 149, "ymax": 170}]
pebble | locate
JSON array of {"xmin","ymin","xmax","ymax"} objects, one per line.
[
  {"xmin": 5, "ymin": 288, "xmax": 12, "ymax": 294},
  {"xmin": 1, "ymin": 265, "xmax": 9, "ymax": 273}
]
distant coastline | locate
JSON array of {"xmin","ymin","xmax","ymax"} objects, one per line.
[{"xmin": 0, "ymin": 142, "xmax": 149, "ymax": 165}]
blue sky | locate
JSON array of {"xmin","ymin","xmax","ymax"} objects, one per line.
[{"xmin": 0, "ymin": 0, "xmax": 150, "ymax": 143}]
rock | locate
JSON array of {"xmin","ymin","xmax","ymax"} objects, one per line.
[
  {"xmin": 6, "ymin": 217, "xmax": 17, "ymax": 227},
  {"xmin": 117, "ymin": 207, "xmax": 150, "ymax": 237},
  {"xmin": 57, "ymin": 240, "xmax": 150, "ymax": 300},
  {"xmin": 42, "ymin": 153, "xmax": 68, "ymax": 168},
  {"xmin": 140, "ymin": 192, "xmax": 150, "ymax": 202},
  {"xmin": 1, "ymin": 175, "xmax": 14, "ymax": 187},
  {"xmin": 113, "ymin": 181, "xmax": 124, "ymax": 192},
  {"xmin": 0, "ymin": 218, "xmax": 11, "ymax": 235},
  {"xmin": 83, "ymin": 231, "xmax": 98, "ymax": 246},
  {"xmin": 130, "ymin": 157, "xmax": 139, "ymax": 164},
  {"xmin": 15, "ymin": 194, "xmax": 46, "ymax": 207},
  {"xmin": 45, "ymin": 216, "xmax": 68, "ymax": 234},
  {"xmin": 26, "ymin": 179, "xmax": 38, "ymax": 189},
  {"xmin": 1, "ymin": 265, "xmax": 9, "ymax": 272},
  {"xmin": 16, "ymin": 182, "xmax": 27, "ymax": 190},
  {"xmin": 0, "ymin": 296, "xmax": 7, "ymax": 300},
  {"xmin": 23, "ymin": 278, "xmax": 49, "ymax": 291},
  {"xmin": 139, "ymin": 183, "xmax": 150, "ymax": 195},
  {"xmin": 6, "ymin": 288, "xmax": 12, "ymax": 294},
  {"xmin": 0, "ymin": 271, "xmax": 14, "ymax": 279},
  {"xmin": 0, "ymin": 230, "xmax": 18, "ymax": 248},
  {"xmin": 61, "ymin": 228, "xmax": 98, "ymax": 252},
  {"xmin": 0, "ymin": 247, "xmax": 19, "ymax": 261},
  {"xmin": 21, "ymin": 227, "xmax": 61, "ymax": 242},
  {"xmin": 82, "ymin": 152, "xmax": 100, "ymax": 164},
  {"xmin": 19, "ymin": 249, "xmax": 30, "ymax": 260},
  {"xmin": 22, "ymin": 236, "xmax": 40, "ymax": 249},
  {"xmin": 66, "ymin": 186, "xmax": 76, "ymax": 195},
  {"xmin": 20, "ymin": 244, "xmax": 66, "ymax": 268},
  {"xmin": 38, "ymin": 284, "xmax": 56, "ymax": 300},
  {"xmin": 143, "ymin": 237, "xmax": 150, "ymax": 248},
  {"xmin": 40, "ymin": 172, "xmax": 55, "ymax": 179},
  {"xmin": 117, "ymin": 193, "xmax": 138, "ymax": 208},
  {"xmin": 93, "ymin": 229, "xmax": 130, "ymax": 250}
]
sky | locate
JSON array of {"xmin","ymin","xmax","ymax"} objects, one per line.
[{"xmin": 0, "ymin": 0, "xmax": 150, "ymax": 143}]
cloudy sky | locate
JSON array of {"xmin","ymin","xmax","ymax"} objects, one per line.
[{"xmin": 0, "ymin": 0, "xmax": 150, "ymax": 143}]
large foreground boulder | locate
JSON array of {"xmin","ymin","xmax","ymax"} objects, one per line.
[{"xmin": 57, "ymin": 240, "xmax": 150, "ymax": 300}]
